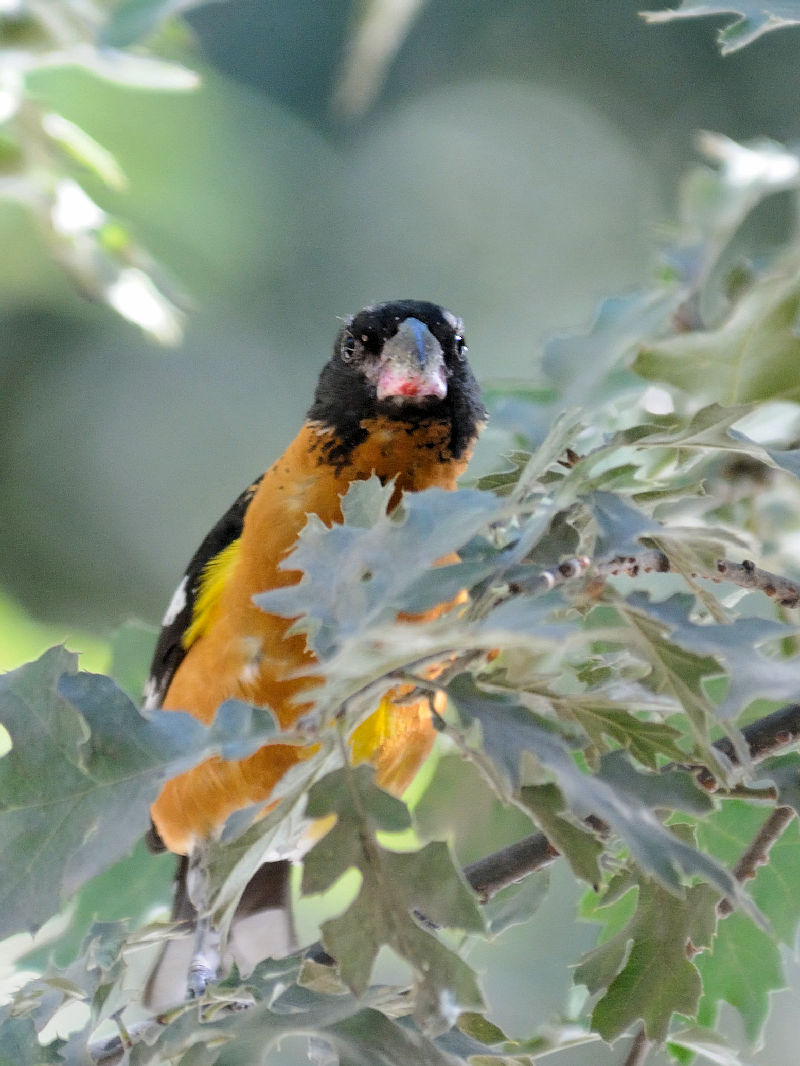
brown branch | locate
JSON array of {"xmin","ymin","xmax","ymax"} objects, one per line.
[
  {"xmin": 715, "ymin": 559, "xmax": 800, "ymax": 608},
  {"xmin": 463, "ymin": 831, "xmax": 559, "ymax": 903},
  {"xmin": 696, "ymin": 702, "xmax": 800, "ymax": 788},
  {"xmin": 596, "ymin": 550, "xmax": 671, "ymax": 580},
  {"xmin": 598, "ymin": 550, "xmax": 800, "ymax": 608},
  {"xmin": 622, "ymin": 1027, "xmax": 653, "ymax": 1066},
  {"xmin": 505, "ymin": 554, "xmax": 592, "ymax": 597},
  {"xmin": 717, "ymin": 805, "xmax": 796, "ymax": 917}
]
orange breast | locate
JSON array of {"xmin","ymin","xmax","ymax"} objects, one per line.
[{"xmin": 150, "ymin": 420, "xmax": 473, "ymax": 854}]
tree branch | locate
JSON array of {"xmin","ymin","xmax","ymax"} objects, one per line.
[
  {"xmin": 599, "ymin": 550, "xmax": 800, "ymax": 608},
  {"xmin": 462, "ymin": 830, "xmax": 559, "ymax": 903},
  {"xmin": 717, "ymin": 805, "xmax": 796, "ymax": 917},
  {"xmin": 622, "ymin": 1027, "xmax": 653, "ymax": 1066}
]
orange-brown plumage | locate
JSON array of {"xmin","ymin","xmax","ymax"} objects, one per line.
[{"xmin": 151, "ymin": 418, "xmax": 474, "ymax": 852}]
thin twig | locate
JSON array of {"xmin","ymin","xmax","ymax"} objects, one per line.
[
  {"xmin": 596, "ymin": 550, "xmax": 671, "ymax": 580},
  {"xmin": 717, "ymin": 805, "xmax": 796, "ymax": 917},
  {"xmin": 715, "ymin": 558, "xmax": 800, "ymax": 608},
  {"xmin": 598, "ymin": 550, "xmax": 800, "ymax": 608},
  {"xmin": 505, "ymin": 555, "xmax": 592, "ymax": 597},
  {"xmin": 622, "ymin": 1026, "xmax": 653, "ymax": 1066}
]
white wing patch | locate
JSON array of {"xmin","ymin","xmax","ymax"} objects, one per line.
[
  {"xmin": 142, "ymin": 675, "xmax": 161, "ymax": 710},
  {"xmin": 162, "ymin": 575, "xmax": 188, "ymax": 626}
]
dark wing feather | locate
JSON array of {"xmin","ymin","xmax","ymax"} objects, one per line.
[
  {"xmin": 143, "ymin": 475, "xmax": 263, "ymax": 853},
  {"xmin": 142, "ymin": 476, "xmax": 263, "ymax": 713}
]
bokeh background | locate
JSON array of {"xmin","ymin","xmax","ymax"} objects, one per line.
[{"xmin": 3, "ymin": 3, "xmax": 800, "ymax": 1062}]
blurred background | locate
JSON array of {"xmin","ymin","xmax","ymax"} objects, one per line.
[{"xmin": 4, "ymin": 4, "xmax": 800, "ymax": 1063}]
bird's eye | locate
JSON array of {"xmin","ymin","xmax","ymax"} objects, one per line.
[
  {"xmin": 454, "ymin": 333, "xmax": 468, "ymax": 359},
  {"xmin": 341, "ymin": 334, "xmax": 356, "ymax": 362}
]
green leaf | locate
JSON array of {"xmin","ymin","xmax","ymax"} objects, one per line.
[
  {"xmin": 595, "ymin": 749, "xmax": 713, "ymax": 816},
  {"xmin": 542, "ymin": 291, "xmax": 680, "ymax": 405},
  {"xmin": 455, "ymin": 1012, "xmax": 508, "ymax": 1047},
  {"xmin": 588, "ymin": 490, "xmax": 663, "ymax": 558},
  {"xmin": 41, "ymin": 113, "xmax": 126, "ymax": 189},
  {"xmin": 481, "ymin": 867, "xmax": 551, "ymax": 935},
  {"xmin": 0, "ymin": 1011, "xmax": 63, "ymax": 1065},
  {"xmin": 577, "ymin": 879, "xmax": 719, "ymax": 1044},
  {"xmin": 566, "ymin": 700, "xmax": 687, "ymax": 770},
  {"xmin": 667, "ymin": 801, "xmax": 797, "ymax": 1043},
  {"xmin": 634, "ymin": 268, "xmax": 800, "ymax": 405},
  {"xmin": 123, "ymin": 978, "xmax": 463, "ymax": 1066},
  {"xmin": 0, "ymin": 648, "xmax": 278, "ymax": 938},
  {"xmin": 45, "ymin": 49, "xmax": 200, "ymax": 90},
  {"xmin": 322, "ymin": 892, "xmax": 482, "ymax": 1034},
  {"xmin": 696, "ymin": 799, "xmax": 800, "ymax": 946},
  {"xmin": 667, "ymin": 1026, "xmax": 751, "ymax": 1066},
  {"xmin": 302, "ymin": 766, "xmax": 412, "ymax": 894},
  {"xmin": 339, "ymin": 473, "xmax": 397, "ymax": 528},
  {"xmin": 624, "ymin": 592, "xmax": 800, "ymax": 719},
  {"xmin": 21, "ymin": 838, "xmax": 172, "ymax": 974},
  {"xmin": 641, "ymin": 3, "xmax": 800, "ymax": 53},
  {"xmin": 322, "ymin": 1008, "xmax": 466, "ymax": 1066},
  {"xmin": 301, "ymin": 765, "xmax": 484, "ymax": 1032},
  {"xmin": 520, "ymin": 783, "xmax": 602, "ymax": 886},
  {"xmin": 618, "ymin": 403, "xmax": 755, "ymax": 457},
  {"xmin": 696, "ymin": 912, "xmax": 784, "ymax": 1042},
  {"xmin": 614, "ymin": 596, "xmax": 723, "ymax": 743},
  {"xmin": 475, "ymin": 450, "xmax": 532, "ymax": 495}
]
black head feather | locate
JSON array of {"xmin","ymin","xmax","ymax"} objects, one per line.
[{"xmin": 307, "ymin": 300, "xmax": 486, "ymax": 462}]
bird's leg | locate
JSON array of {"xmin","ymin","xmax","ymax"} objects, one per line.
[{"xmin": 185, "ymin": 845, "xmax": 220, "ymax": 998}]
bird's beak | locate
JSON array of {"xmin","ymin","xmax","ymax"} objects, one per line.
[{"xmin": 375, "ymin": 317, "xmax": 448, "ymax": 401}]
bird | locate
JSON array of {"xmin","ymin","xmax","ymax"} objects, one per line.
[{"xmin": 143, "ymin": 299, "xmax": 486, "ymax": 1008}]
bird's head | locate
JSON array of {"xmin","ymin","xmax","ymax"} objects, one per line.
[{"xmin": 308, "ymin": 300, "xmax": 486, "ymax": 462}]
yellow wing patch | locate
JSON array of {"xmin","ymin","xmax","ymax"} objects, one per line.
[
  {"xmin": 350, "ymin": 688, "xmax": 439, "ymax": 795},
  {"xmin": 182, "ymin": 538, "xmax": 242, "ymax": 650}
]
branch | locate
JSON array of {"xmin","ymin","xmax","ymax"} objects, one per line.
[
  {"xmin": 715, "ymin": 558, "xmax": 800, "ymax": 608},
  {"xmin": 599, "ymin": 550, "xmax": 800, "ymax": 608},
  {"xmin": 717, "ymin": 805, "xmax": 796, "ymax": 917},
  {"xmin": 696, "ymin": 701, "xmax": 800, "ymax": 787},
  {"xmin": 462, "ymin": 831, "xmax": 558, "ymax": 903},
  {"xmin": 622, "ymin": 1027, "xmax": 653, "ymax": 1066}
]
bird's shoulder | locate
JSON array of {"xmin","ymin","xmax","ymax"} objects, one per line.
[{"xmin": 142, "ymin": 476, "xmax": 264, "ymax": 711}]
